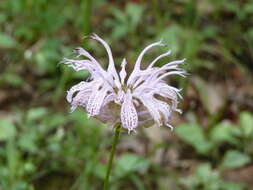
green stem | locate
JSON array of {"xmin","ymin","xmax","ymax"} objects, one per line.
[
  {"xmin": 103, "ymin": 124, "xmax": 121, "ymax": 190},
  {"xmin": 82, "ymin": 0, "xmax": 92, "ymax": 36}
]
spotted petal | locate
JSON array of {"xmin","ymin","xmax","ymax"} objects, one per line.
[
  {"xmin": 86, "ymin": 81, "xmax": 109, "ymax": 117},
  {"xmin": 70, "ymin": 90, "xmax": 91, "ymax": 112},
  {"xmin": 121, "ymin": 90, "xmax": 138, "ymax": 133},
  {"xmin": 66, "ymin": 81, "xmax": 92, "ymax": 103}
]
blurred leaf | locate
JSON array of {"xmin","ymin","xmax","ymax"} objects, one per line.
[
  {"xmin": 0, "ymin": 120, "xmax": 16, "ymax": 141},
  {"xmin": 221, "ymin": 183, "xmax": 244, "ymax": 190},
  {"xmin": 244, "ymin": 2, "xmax": 253, "ymax": 14},
  {"xmin": 18, "ymin": 127, "xmax": 39, "ymax": 153},
  {"xmin": 182, "ymin": 163, "xmax": 244, "ymax": 190},
  {"xmin": 194, "ymin": 163, "xmax": 220, "ymax": 182},
  {"xmin": 181, "ymin": 163, "xmax": 222, "ymax": 190},
  {"xmin": 202, "ymin": 25, "xmax": 219, "ymax": 38},
  {"xmin": 239, "ymin": 112, "xmax": 253, "ymax": 138},
  {"xmin": 111, "ymin": 24, "xmax": 128, "ymax": 39},
  {"xmin": 221, "ymin": 150, "xmax": 251, "ymax": 169},
  {"xmin": 209, "ymin": 121, "xmax": 240, "ymax": 145},
  {"xmin": 104, "ymin": 9, "xmax": 128, "ymax": 39},
  {"xmin": 106, "ymin": 3, "xmax": 144, "ymax": 40},
  {"xmin": 73, "ymin": 70, "xmax": 89, "ymax": 79},
  {"xmin": 27, "ymin": 107, "xmax": 48, "ymax": 122},
  {"xmin": 0, "ymin": 13, "xmax": 7, "ymax": 24},
  {"xmin": 110, "ymin": 7, "xmax": 127, "ymax": 23},
  {"xmin": 23, "ymin": 162, "xmax": 36, "ymax": 174},
  {"xmin": 70, "ymin": 110, "xmax": 97, "ymax": 128},
  {"xmin": 126, "ymin": 3, "xmax": 144, "ymax": 29},
  {"xmin": 175, "ymin": 123, "xmax": 212, "ymax": 154},
  {"xmin": 0, "ymin": 33, "xmax": 17, "ymax": 48},
  {"xmin": 114, "ymin": 154, "xmax": 149, "ymax": 179},
  {"xmin": 192, "ymin": 77, "xmax": 222, "ymax": 114},
  {"xmin": 43, "ymin": 113, "xmax": 67, "ymax": 129},
  {"xmin": 158, "ymin": 26, "xmax": 181, "ymax": 54},
  {"xmin": 93, "ymin": 163, "xmax": 106, "ymax": 179},
  {"xmin": 15, "ymin": 25, "xmax": 34, "ymax": 40},
  {"xmin": 33, "ymin": 39, "xmax": 61, "ymax": 74},
  {"xmin": 1, "ymin": 72, "xmax": 24, "ymax": 87}
]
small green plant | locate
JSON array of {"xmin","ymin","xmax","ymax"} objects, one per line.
[
  {"xmin": 180, "ymin": 163, "xmax": 245, "ymax": 190},
  {"xmin": 105, "ymin": 3, "xmax": 144, "ymax": 40},
  {"xmin": 175, "ymin": 112, "xmax": 253, "ymax": 157},
  {"xmin": 175, "ymin": 112, "xmax": 253, "ymax": 189}
]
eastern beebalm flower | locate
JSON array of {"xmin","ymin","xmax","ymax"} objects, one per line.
[{"xmin": 63, "ymin": 34, "xmax": 186, "ymax": 133}]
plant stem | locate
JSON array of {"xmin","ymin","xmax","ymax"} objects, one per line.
[
  {"xmin": 103, "ymin": 124, "xmax": 121, "ymax": 190},
  {"xmin": 82, "ymin": 0, "xmax": 92, "ymax": 36}
]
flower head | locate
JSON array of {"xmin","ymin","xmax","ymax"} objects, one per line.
[{"xmin": 63, "ymin": 34, "xmax": 186, "ymax": 133}]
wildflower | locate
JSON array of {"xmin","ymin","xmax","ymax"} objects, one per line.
[{"xmin": 63, "ymin": 34, "xmax": 186, "ymax": 133}]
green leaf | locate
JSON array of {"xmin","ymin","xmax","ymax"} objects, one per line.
[
  {"xmin": 0, "ymin": 120, "xmax": 17, "ymax": 141},
  {"xmin": 43, "ymin": 113, "xmax": 67, "ymax": 129},
  {"xmin": 18, "ymin": 130, "xmax": 38, "ymax": 153},
  {"xmin": 244, "ymin": 2, "xmax": 253, "ymax": 14},
  {"xmin": 209, "ymin": 121, "xmax": 240, "ymax": 145},
  {"xmin": 111, "ymin": 7, "xmax": 127, "ymax": 23},
  {"xmin": 2, "ymin": 72, "xmax": 24, "ymax": 87},
  {"xmin": 126, "ymin": 3, "xmax": 144, "ymax": 29},
  {"xmin": 0, "ymin": 13, "xmax": 7, "ymax": 24},
  {"xmin": 0, "ymin": 33, "xmax": 17, "ymax": 48},
  {"xmin": 111, "ymin": 25, "xmax": 128, "ymax": 39},
  {"xmin": 221, "ymin": 182, "xmax": 244, "ymax": 190},
  {"xmin": 192, "ymin": 77, "xmax": 211, "ymax": 114},
  {"xmin": 114, "ymin": 154, "xmax": 150, "ymax": 179},
  {"xmin": 181, "ymin": 163, "xmax": 223, "ymax": 190},
  {"xmin": 93, "ymin": 163, "xmax": 106, "ymax": 179},
  {"xmin": 239, "ymin": 112, "xmax": 253, "ymax": 138},
  {"xmin": 27, "ymin": 107, "xmax": 48, "ymax": 122},
  {"xmin": 195, "ymin": 163, "xmax": 220, "ymax": 182},
  {"xmin": 175, "ymin": 123, "xmax": 212, "ymax": 154},
  {"xmin": 222, "ymin": 150, "xmax": 251, "ymax": 169},
  {"xmin": 158, "ymin": 26, "xmax": 181, "ymax": 54}
]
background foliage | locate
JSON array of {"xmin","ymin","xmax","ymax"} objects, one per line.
[{"xmin": 0, "ymin": 0, "xmax": 253, "ymax": 189}]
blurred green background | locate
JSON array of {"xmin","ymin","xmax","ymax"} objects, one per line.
[{"xmin": 0, "ymin": 0, "xmax": 253, "ymax": 189}]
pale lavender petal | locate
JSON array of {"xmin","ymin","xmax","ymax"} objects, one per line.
[
  {"xmin": 127, "ymin": 40, "xmax": 165, "ymax": 86},
  {"xmin": 62, "ymin": 59, "xmax": 93, "ymax": 72},
  {"xmin": 156, "ymin": 70, "xmax": 186, "ymax": 82},
  {"xmin": 148, "ymin": 50, "xmax": 171, "ymax": 69},
  {"xmin": 87, "ymin": 84, "xmax": 109, "ymax": 117},
  {"xmin": 133, "ymin": 40, "xmax": 164, "ymax": 72},
  {"xmin": 73, "ymin": 47, "xmax": 102, "ymax": 69},
  {"xmin": 134, "ymin": 60, "xmax": 185, "ymax": 89},
  {"xmin": 136, "ymin": 95, "xmax": 162, "ymax": 127},
  {"xmin": 121, "ymin": 90, "xmax": 138, "ymax": 133},
  {"xmin": 154, "ymin": 99, "xmax": 172, "ymax": 122},
  {"xmin": 119, "ymin": 58, "xmax": 127, "ymax": 85},
  {"xmin": 70, "ymin": 90, "xmax": 91, "ymax": 112},
  {"xmin": 62, "ymin": 58, "xmax": 113, "ymax": 85},
  {"xmin": 66, "ymin": 81, "xmax": 91, "ymax": 103},
  {"xmin": 115, "ymin": 89, "xmax": 125, "ymax": 104},
  {"xmin": 90, "ymin": 34, "xmax": 121, "ymax": 87},
  {"xmin": 102, "ymin": 93, "xmax": 117, "ymax": 106}
]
